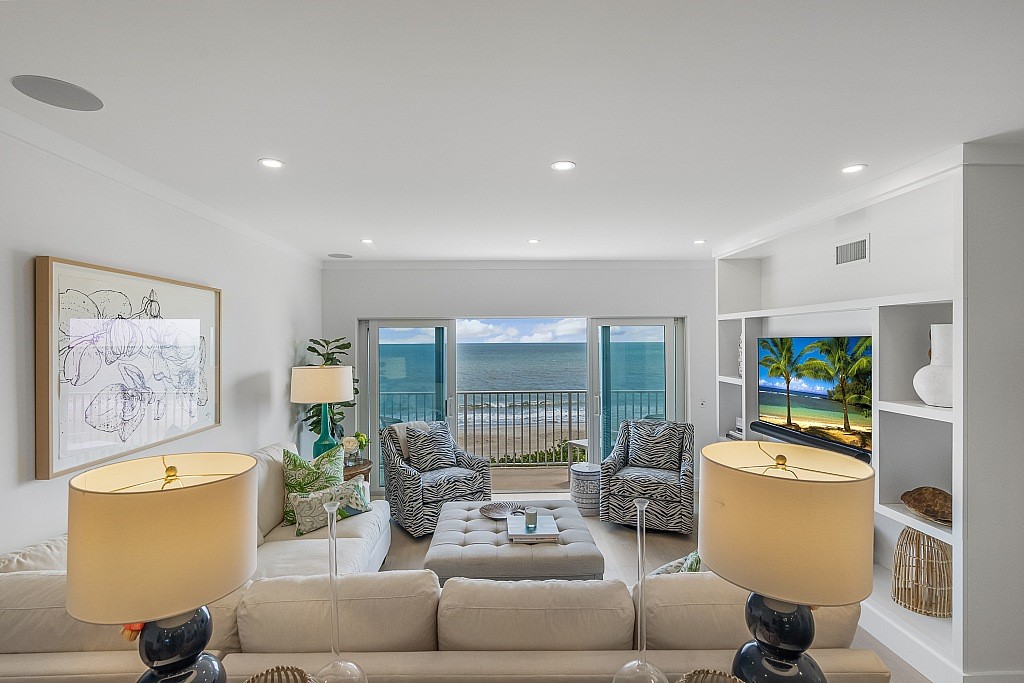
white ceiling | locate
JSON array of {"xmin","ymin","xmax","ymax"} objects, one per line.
[{"xmin": 2, "ymin": 1, "xmax": 1024, "ymax": 261}]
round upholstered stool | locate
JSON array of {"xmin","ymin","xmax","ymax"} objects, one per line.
[{"xmin": 570, "ymin": 462, "xmax": 601, "ymax": 516}]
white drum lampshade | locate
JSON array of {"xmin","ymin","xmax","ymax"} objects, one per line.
[
  {"xmin": 67, "ymin": 452, "xmax": 258, "ymax": 624},
  {"xmin": 698, "ymin": 441, "xmax": 875, "ymax": 607},
  {"xmin": 290, "ymin": 365, "xmax": 354, "ymax": 404}
]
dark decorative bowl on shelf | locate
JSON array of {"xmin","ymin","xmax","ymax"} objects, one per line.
[{"xmin": 901, "ymin": 486, "xmax": 952, "ymax": 526}]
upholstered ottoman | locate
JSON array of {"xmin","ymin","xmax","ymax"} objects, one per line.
[{"xmin": 423, "ymin": 500, "xmax": 605, "ymax": 584}]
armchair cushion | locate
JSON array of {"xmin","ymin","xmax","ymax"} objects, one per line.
[
  {"xmin": 608, "ymin": 466, "xmax": 681, "ymax": 502},
  {"xmin": 407, "ymin": 422, "xmax": 458, "ymax": 471},
  {"xmin": 421, "ymin": 467, "xmax": 479, "ymax": 504},
  {"xmin": 628, "ymin": 420, "xmax": 684, "ymax": 470}
]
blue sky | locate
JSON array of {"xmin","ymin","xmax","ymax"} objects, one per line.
[
  {"xmin": 757, "ymin": 336, "xmax": 871, "ymax": 396},
  {"xmin": 379, "ymin": 318, "xmax": 666, "ymax": 344}
]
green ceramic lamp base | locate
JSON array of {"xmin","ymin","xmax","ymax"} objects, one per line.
[{"xmin": 312, "ymin": 402, "xmax": 338, "ymax": 458}]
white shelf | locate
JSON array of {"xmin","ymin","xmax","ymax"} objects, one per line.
[
  {"xmin": 876, "ymin": 503, "xmax": 954, "ymax": 545},
  {"xmin": 861, "ymin": 563, "xmax": 956, "ymax": 681},
  {"xmin": 716, "ymin": 290, "xmax": 954, "ymax": 322},
  {"xmin": 717, "ymin": 375, "xmax": 743, "ymax": 385},
  {"xmin": 878, "ymin": 399, "xmax": 954, "ymax": 423}
]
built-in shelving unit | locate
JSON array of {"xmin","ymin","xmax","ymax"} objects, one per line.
[{"xmin": 714, "ymin": 143, "xmax": 1024, "ymax": 682}]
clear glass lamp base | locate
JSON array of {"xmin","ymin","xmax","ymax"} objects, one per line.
[
  {"xmin": 316, "ymin": 659, "xmax": 367, "ymax": 683},
  {"xmin": 612, "ymin": 659, "xmax": 670, "ymax": 683}
]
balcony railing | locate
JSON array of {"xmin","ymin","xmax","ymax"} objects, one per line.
[{"xmin": 379, "ymin": 389, "xmax": 666, "ymax": 465}]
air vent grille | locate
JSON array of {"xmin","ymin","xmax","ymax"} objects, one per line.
[{"xmin": 835, "ymin": 235, "xmax": 869, "ymax": 266}]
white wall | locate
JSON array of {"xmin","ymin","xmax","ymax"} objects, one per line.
[
  {"xmin": 321, "ymin": 260, "xmax": 718, "ymax": 458},
  {"xmin": 0, "ymin": 118, "xmax": 322, "ymax": 554},
  {"xmin": 759, "ymin": 173, "xmax": 960, "ymax": 309}
]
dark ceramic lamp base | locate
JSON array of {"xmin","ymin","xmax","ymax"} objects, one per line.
[
  {"xmin": 136, "ymin": 606, "xmax": 225, "ymax": 683},
  {"xmin": 732, "ymin": 593, "xmax": 826, "ymax": 683}
]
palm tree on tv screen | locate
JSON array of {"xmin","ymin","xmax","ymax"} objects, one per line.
[
  {"xmin": 758, "ymin": 337, "xmax": 814, "ymax": 427},
  {"xmin": 802, "ymin": 337, "xmax": 872, "ymax": 433}
]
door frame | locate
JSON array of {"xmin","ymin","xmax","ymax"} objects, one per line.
[
  {"xmin": 586, "ymin": 317, "xmax": 678, "ymax": 460},
  {"xmin": 363, "ymin": 319, "xmax": 457, "ymax": 491}
]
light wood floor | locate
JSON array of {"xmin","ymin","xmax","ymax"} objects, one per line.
[
  {"xmin": 379, "ymin": 490, "xmax": 930, "ymax": 682},
  {"xmin": 490, "ymin": 465, "xmax": 571, "ymax": 493}
]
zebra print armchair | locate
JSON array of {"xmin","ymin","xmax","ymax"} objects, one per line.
[
  {"xmin": 599, "ymin": 420, "xmax": 694, "ymax": 533},
  {"xmin": 380, "ymin": 421, "xmax": 491, "ymax": 537}
]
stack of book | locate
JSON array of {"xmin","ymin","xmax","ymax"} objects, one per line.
[
  {"xmin": 507, "ymin": 514, "xmax": 560, "ymax": 543},
  {"xmin": 726, "ymin": 417, "xmax": 744, "ymax": 441}
]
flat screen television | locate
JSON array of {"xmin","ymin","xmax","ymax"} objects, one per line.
[{"xmin": 753, "ymin": 336, "xmax": 872, "ymax": 461}]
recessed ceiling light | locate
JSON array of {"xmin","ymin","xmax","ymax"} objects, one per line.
[
  {"xmin": 551, "ymin": 161, "xmax": 576, "ymax": 171},
  {"xmin": 11, "ymin": 75, "xmax": 103, "ymax": 111},
  {"xmin": 258, "ymin": 158, "xmax": 285, "ymax": 168},
  {"xmin": 527, "ymin": 239, "xmax": 541, "ymax": 244},
  {"xmin": 361, "ymin": 239, "xmax": 374, "ymax": 244},
  {"xmin": 693, "ymin": 239, "xmax": 707, "ymax": 245},
  {"xmin": 327, "ymin": 253, "xmax": 353, "ymax": 259},
  {"xmin": 841, "ymin": 164, "xmax": 867, "ymax": 174}
]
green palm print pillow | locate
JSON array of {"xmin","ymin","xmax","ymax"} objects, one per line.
[{"xmin": 282, "ymin": 446, "xmax": 346, "ymax": 525}]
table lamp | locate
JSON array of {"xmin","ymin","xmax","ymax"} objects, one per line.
[
  {"xmin": 698, "ymin": 441, "xmax": 874, "ymax": 683},
  {"xmin": 67, "ymin": 452, "xmax": 258, "ymax": 683},
  {"xmin": 291, "ymin": 365, "xmax": 355, "ymax": 458}
]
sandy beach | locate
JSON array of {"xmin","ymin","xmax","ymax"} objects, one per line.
[
  {"xmin": 759, "ymin": 415, "xmax": 872, "ymax": 451},
  {"xmin": 456, "ymin": 425, "xmax": 587, "ymax": 464}
]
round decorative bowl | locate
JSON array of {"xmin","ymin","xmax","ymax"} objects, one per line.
[{"xmin": 479, "ymin": 501, "xmax": 525, "ymax": 519}]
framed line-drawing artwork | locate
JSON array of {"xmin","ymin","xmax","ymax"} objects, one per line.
[{"xmin": 35, "ymin": 256, "xmax": 221, "ymax": 479}]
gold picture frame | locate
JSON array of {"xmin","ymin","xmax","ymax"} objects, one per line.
[{"xmin": 35, "ymin": 256, "xmax": 221, "ymax": 479}]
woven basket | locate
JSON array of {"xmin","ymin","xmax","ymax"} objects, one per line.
[
  {"xmin": 244, "ymin": 666, "xmax": 316, "ymax": 683},
  {"xmin": 891, "ymin": 526, "xmax": 953, "ymax": 618},
  {"xmin": 676, "ymin": 670, "xmax": 744, "ymax": 683}
]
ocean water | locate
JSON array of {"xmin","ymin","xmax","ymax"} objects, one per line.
[{"xmin": 378, "ymin": 342, "xmax": 665, "ymax": 427}]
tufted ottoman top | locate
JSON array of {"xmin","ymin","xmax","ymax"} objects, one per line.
[{"xmin": 423, "ymin": 500, "xmax": 605, "ymax": 583}]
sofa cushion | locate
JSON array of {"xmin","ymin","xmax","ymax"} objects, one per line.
[
  {"xmin": 608, "ymin": 466, "xmax": 681, "ymax": 502},
  {"xmin": 421, "ymin": 467, "xmax": 478, "ymax": 503},
  {"xmin": 262, "ymin": 500, "xmax": 390, "ymax": 544},
  {"xmin": 0, "ymin": 571, "xmax": 132, "ymax": 653},
  {"xmin": 250, "ymin": 442, "xmax": 296, "ymax": 541},
  {"xmin": 237, "ymin": 571, "xmax": 440, "ymax": 653},
  {"xmin": 437, "ymin": 578, "xmax": 634, "ymax": 651},
  {"xmin": 628, "ymin": 421, "xmax": 682, "ymax": 470},
  {"xmin": 288, "ymin": 477, "xmax": 370, "ymax": 536},
  {"xmin": 0, "ymin": 570, "xmax": 245, "ymax": 655},
  {"xmin": 282, "ymin": 447, "xmax": 346, "ymax": 525},
  {"xmin": 0, "ymin": 534, "xmax": 67, "ymax": 573},
  {"xmin": 641, "ymin": 572, "xmax": 860, "ymax": 651},
  {"xmin": 407, "ymin": 422, "xmax": 457, "ymax": 471},
  {"xmin": 253, "ymin": 537, "xmax": 366, "ymax": 579}
]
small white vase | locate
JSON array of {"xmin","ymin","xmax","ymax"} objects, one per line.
[{"xmin": 913, "ymin": 324, "xmax": 953, "ymax": 408}]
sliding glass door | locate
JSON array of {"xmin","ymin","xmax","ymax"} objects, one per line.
[
  {"xmin": 588, "ymin": 318, "xmax": 676, "ymax": 458},
  {"xmin": 367, "ymin": 321, "xmax": 456, "ymax": 483}
]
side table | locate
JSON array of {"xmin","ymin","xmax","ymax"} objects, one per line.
[
  {"xmin": 343, "ymin": 459, "xmax": 372, "ymax": 482},
  {"xmin": 570, "ymin": 462, "xmax": 601, "ymax": 516}
]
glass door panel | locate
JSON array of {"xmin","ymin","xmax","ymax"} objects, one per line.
[
  {"xmin": 368, "ymin": 320, "xmax": 456, "ymax": 484},
  {"xmin": 588, "ymin": 319, "xmax": 675, "ymax": 458}
]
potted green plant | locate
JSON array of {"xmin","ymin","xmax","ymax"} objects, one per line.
[{"xmin": 299, "ymin": 337, "xmax": 358, "ymax": 444}]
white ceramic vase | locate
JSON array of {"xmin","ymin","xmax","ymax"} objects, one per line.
[{"xmin": 913, "ymin": 324, "xmax": 953, "ymax": 408}]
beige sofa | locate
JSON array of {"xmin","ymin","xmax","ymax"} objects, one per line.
[
  {"xmin": 0, "ymin": 442, "xmax": 889, "ymax": 682},
  {"xmin": 222, "ymin": 570, "xmax": 889, "ymax": 682}
]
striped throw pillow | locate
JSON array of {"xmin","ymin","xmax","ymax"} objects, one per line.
[
  {"xmin": 628, "ymin": 421, "xmax": 682, "ymax": 470},
  {"xmin": 407, "ymin": 422, "xmax": 457, "ymax": 472}
]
